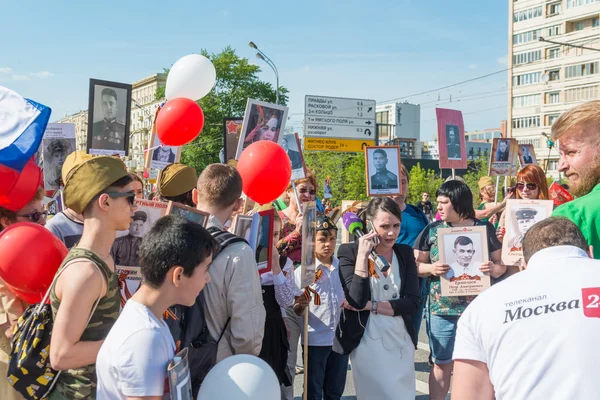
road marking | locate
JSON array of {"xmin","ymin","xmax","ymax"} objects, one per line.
[
  {"xmin": 418, "ymin": 341, "xmax": 430, "ymax": 352},
  {"xmin": 416, "ymin": 378, "xmax": 429, "ymax": 395}
]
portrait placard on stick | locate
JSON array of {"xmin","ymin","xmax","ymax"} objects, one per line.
[
  {"xmin": 364, "ymin": 145, "xmax": 402, "ymax": 197},
  {"xmin": 489, "ymin": 138, "xmax": 518, "ymax": 177},
  {"xmin": 87, "ymin": 79, "xmax": 132, "ymax": 157},
  {"xmin": 518, "ymin": 144, "xmax": 537, "ymax": 167},
  {"xmin": 42, "ymin": 123, "xmax": 76, "ymax": 191},
  {"xmin": 438, "ymin": 226, "xmax": 491, "ymax": 297},
  {"xmin": 501, "ymin": 199, "xmax": 554, "ymax": 266},
  {"xmin": 232, "ymin": 214, "xmax": 253, "ymax": 241},
  {"xmin": 253, "ymin": 208, "xmax": 275, "ymax": 275},
  {"xmin": 223, "ymin": 117, "xmax": 243, "ymax": 164},
  {"xmin": 235, "ymin": 99, "xmax": 289, "ymax": 159},
  {"xmin": 300, "ymin": 201, "xmax": 317, "ymax": 289},
  {"xmin": 145, "ymin": 107, "xmax": 182, "ymax": 170},
  {"xmin": 436, "ymin": 108, "xmax": 467, "ymax": 170},
  {"xmin": 282, "ymin": 132, "xmax": 307, "ymax": 181}
]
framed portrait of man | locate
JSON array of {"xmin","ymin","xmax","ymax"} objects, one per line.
[
  {"xmin": 232, "ymin": 214, "xmax": 253, "ymax": 241},
  {"xmin": 145, "ymin": 131, "xmax": 181, "ymax": 170},
  {"xmin": 235, "ymin": 99, "xmax": 289, "ymax": 160},
  {"xmin": 282, "ymin": 132, "xmax": 307, "ymax": 181},
  {"xmin": 436, "ymin": 108, "xmax": 467, "ymax": 169},
  {"xmin": 42, "ymin": 123, "xmax": 76, "ymax": 191},
  {"xmin": 223, "ymin": 117, "xmax": 243, "ymax": 165},
  {"xmin": 501, "ymin": 199, "xmax": 553, "ymax": 266},
  {"xmin": 518, "ymin": 144, "xmax": 537, "ymax": 166},
  {"xmin": 165, "ymin": 201, "xmax": 209, "ymax": 227},
  {"xmin": 438, "ymin": 226, "xmax": 491, "ymax": 296},
  {"xmin": 490, "ymin": 138, "xmax": 518, "ymax": 177},
  {"xmin": 87, "ymin": 79, "xmax": 132, "ymax": 156},
  {"xmin": 252, "ymin": 208, "xmax": 275, "ymax": 275},
  {"xmin": 364, "ymin": 145, "xmax": 402, "ymax": 197}
]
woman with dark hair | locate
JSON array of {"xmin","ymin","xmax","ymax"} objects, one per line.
[
  {"xmin": 414, "ymin": 180, "xmax": 505, "ymax": 400},
  {"xmin": 128, "ymin": 173, "xmax": 144, "ymax": 199},
  {"xmin": 335, "ymin": 197, "xmax": 420, "ymax": 399}
]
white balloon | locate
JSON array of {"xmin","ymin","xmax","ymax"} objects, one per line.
[
  {"xmin": 165, "ymin": 54, "xmax": 216, "ymax": 101},
  {"xmin": 198, "ymin": 355, "xmax": 280, "ymax": 400}
]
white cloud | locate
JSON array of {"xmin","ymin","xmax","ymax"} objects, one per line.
[
  {"xmin": 12, "ymin": 74, "xmax": 30, "ymax": 81},
  {"xmin": 468, "ymin": 64, "xmax": 478, "ymax": 70},
  {"xmin": 497, "ymin": 56, "xmax": 508, "ymax": 66},
  {"xmin": 303, "ymin": 66, "xmax": 311, "ymax": 72},
  {"xmin": 0, "ymin": 67, "xmax": 12, "ymax": 74},
  {"xmin": 29, "ymin": 71, "xmax": 54, "ymax": 79}
]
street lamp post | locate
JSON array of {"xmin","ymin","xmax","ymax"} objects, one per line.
[{"xmin": 248, "ymin": 41, "xmax": 280, "ymax": 104}]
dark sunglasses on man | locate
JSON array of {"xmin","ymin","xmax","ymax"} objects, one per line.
[
  {"xmin": 17, "ymin": 211, "xmax": 48, "ymax": 223},
  {"xmin": 103, "ymin": 191, "xmax": 136, "ymax": 205}
]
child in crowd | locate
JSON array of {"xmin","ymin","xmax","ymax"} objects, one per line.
[
  {"xmin": 96, "ymin": 215, "xmax": 218, "ymax": 398},
  {"xmin": 293, "ymin": 214, "xmax": 348, "ymax": 400}
]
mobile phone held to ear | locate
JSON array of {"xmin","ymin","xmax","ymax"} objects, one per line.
[{"xmin": 366, "ymin": 220, "xmax": 380, "ymax": 246}]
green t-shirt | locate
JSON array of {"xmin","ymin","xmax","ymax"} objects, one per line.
[{"xmin": 552, "ymin": 183, "xmax": 600, "ymax": 260}]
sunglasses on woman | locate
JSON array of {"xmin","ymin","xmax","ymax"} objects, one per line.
[
  {"xmin": 17, "ymin": 211, "xmax": 48, "ymax": 223},
  {"xmin": 517, "ymin": 182, "xmax": 538, "ymax": 191},
  {"xmin": 298, "ymin": 188, "xmax": 316, "ymax": 196},
  {"xmin": 104, "ymin": 191, "xmax": 136, "ymax": 205}
]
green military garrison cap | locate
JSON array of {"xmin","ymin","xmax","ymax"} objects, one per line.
[
  {"xmin": 157, "ymin": 163, "xmax": 197, "ymax": 197},
  {"xmin": 63, "ymin": 156, "xmax": 128, "ymax": 214},
  {"xmin": 515, "ymin": 208, "xmax": 537, "ymax": 220}
]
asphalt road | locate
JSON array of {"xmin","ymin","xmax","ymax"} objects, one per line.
[{"xmin": 292, "ymin": 321, "xmax": 443, "ymax": 399}]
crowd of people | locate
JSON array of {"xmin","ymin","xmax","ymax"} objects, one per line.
[{"xmin": 0, "ymin": 101, "xmax": 599, "ymax": 400}]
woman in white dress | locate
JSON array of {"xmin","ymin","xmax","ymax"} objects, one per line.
[{"xmin": 334, "ymin": 197, "xmax": 420, "ymax": 399}]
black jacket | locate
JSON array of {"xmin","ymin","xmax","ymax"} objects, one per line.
[{"xmin": 333, "ymin": 242, "xmax": 420, "ymax": 355}]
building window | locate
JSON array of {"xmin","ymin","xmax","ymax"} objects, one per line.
[
  {"xmin": 376, "ymin": 111, "xmax": 389, "ymax": 124},
  {"xmin": 575, "ymin": 21, "xmax": 585, "ymax": 31},
  {"xmin": 513, "ymin": 93, "xmax": 541, "ymax": 108},
  {"xmin": 512, "ymin": 115, "xmax": 541, "ymax": 129},
  {"xmin": 548, "ymin": 69, "xmax": 560, "ymax": 81},
  {"xmin": 546, "ymin": 114, "xmax": 560, "ymax": 125},
  {"xmin": 547, "ymin": 2, "xmax": 562, "ymax": 15},
  {"xmin": 546, "ymin": 24, "xmax": 561, "ymax": 37},
  {"xmin": 547, "ymin": 160, "xmax": 558, "ymax": 171},
  {"xmin": 547, "ymin": 48, "xmax": 561, "ymax": 59},
  {"xmin": 567, "ymin": 0, "xmax": 600, "ymax": 9},
  {"xmin": 513, "ymin": 28, "xmax": 542, "ymax": 45},
  {"xmin": 513, "ymin": 71, "xmax": 542, "ymax": 86},
  {"xmin": 514, "ymin": 50, "xmax": 542, "ymax": 65},
  {"xmin": 565, "ymin": 61, "xmax": 599, "ymax": 79},
  {"xmin": 513, "ymin": 5, "xmax": 543, "ymax": 22},
  {"xmin": 564, "ymin": 85, "xmax": 599, "ymax": 102},
  {"xmin": 518, "ymin": 138, "xmax": 541, "ymax": 148},
  {"xmin": 593, "ymin": 18, "xmax": 599, "ymax": 27},
  {"xmin": 547, "ymin": 92, "xmax": 560, "ymax": 104}
]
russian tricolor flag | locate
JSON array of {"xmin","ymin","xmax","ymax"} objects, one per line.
[{"xmin": 0, "ymin": 86, "xmax": 50, "ymax": 210}]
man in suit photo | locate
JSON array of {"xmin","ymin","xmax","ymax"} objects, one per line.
[
  {"xmin": 446, "ymin": 126, "xmax": 461, "ymax": 160},
  {"xmin": 92, "ymin": 88, "xmax": 126, "ymax": 151},
  {"xmin": 282, "ymin": 136, "xmax": 302, "ymax": 169},
  {"xmin": 496, "ymin": 140, "xmax": 509, "ymax": 162}
]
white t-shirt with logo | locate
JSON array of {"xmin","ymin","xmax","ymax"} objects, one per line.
[
  {"xmin": 454, "ymin": 246, "xmax": 600, "ymax": 400},
  {"xmin": 96, "ymin": 299, "xmax": 176, "ymax": 399}
]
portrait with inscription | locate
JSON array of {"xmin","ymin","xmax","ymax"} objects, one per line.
[
  {"xmin": 235, "ymin": 99, "xmax": 289, "ymax": 159},
  {"xmin": 438, "ymin": 225, "xmax": 491, "ymax": 297}
]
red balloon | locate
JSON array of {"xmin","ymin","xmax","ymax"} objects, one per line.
[
  {"xmin": 0, "ymin": 159, "xmax": 42, "ymax": 212},
  {"xmin": 0, "ymin": 222, "xmax": 68, "ymax": 298},
  {"xmin": 237, "ymin": 141, "xmax": 292, "ymax": 205},
  {"xmin": 4, "ymin": 283, "xmax": 44, "ymax": 304},
  {"xmin": 156, "ymin": 98, "xmax": 204, "ymax": 146}
]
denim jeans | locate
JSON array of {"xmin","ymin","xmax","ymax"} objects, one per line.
[{"xmin": 302, "ymin": 345, "xmax": 349, "ymax": 400}]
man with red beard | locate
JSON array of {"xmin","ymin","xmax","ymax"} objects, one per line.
[{"xmin": 551, "ymin": 100, "xmax": 600, "ymax": 259}]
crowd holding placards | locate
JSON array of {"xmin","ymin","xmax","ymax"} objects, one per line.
[{"xmin": 2, "ymin": 83, "xmax": 600, "ymax": 400}]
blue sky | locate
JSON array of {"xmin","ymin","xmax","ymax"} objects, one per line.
[{"xmin": 2, "ymin": 0, "xmax": 509, "ymax": 141}]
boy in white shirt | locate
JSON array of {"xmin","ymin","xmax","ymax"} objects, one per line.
[
  {"xmin": 293, "ymin": 214, "xmax": 348, "ymax": 400},
  {"xmin": 96, "ymin": 215, "xmax": 219, "ymax": 399}
]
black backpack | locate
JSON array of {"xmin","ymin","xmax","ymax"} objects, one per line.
[{"xmin": 165, "ymin": 227, "xmax": 248, "ymax": 395}]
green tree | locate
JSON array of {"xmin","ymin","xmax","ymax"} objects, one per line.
[
  {"xmin": 156, "ymin": 47, "xmax": 289, "ymax": 172},
  {"xmin": 406, "ymin": 163, "xmax": 444, "ymax": 206}
]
